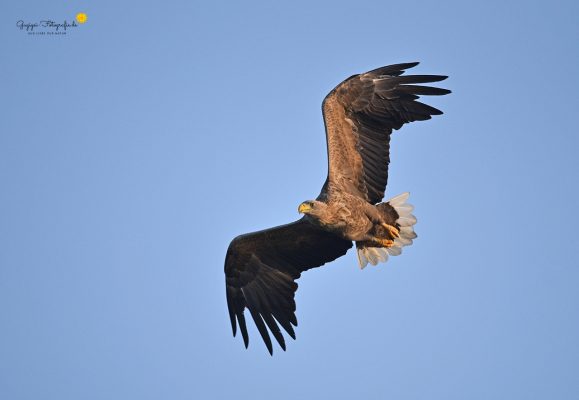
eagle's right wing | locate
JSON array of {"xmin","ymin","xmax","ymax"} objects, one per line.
[
  {"xmin": 320, "ymin": 62, "xmax": 450, "ymax": 204},
  {"xmin": 224, "ymin": 218, "xmax": 352, "ymax": 354}
]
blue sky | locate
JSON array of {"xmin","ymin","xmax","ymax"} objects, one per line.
[{"xmin": 1, "ymin": 0, "xmax": 578, "ymax": 399}]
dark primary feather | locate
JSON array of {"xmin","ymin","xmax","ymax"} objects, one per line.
[
  {"xmin": 225, "ymin": 218, "xmax": 352, "ymax": 354},
  {"xmin": 322, "ymin": 62, "xmax": 450, "ymax": 204}
]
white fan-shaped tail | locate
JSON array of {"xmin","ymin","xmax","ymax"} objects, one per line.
[
  {"xmin": 356, "ymin": 192, "xmax": 417, "ymax": 269},
  {"xmin": 389, "ymin": 192, "xmax": 417, "ymax": 244}
]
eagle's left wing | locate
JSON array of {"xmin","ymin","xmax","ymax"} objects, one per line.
[
  {"xmin": 321, "ymin": 62, "xmax": 450, "ymax": 204},
  {"xmin": 225, "ymin": 218, "xmax": 352, "ymax": 354}
]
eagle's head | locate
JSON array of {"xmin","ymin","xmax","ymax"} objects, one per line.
[{"xmin": 298, "ymin": 200, "xmax": 327, "ymax": 219}]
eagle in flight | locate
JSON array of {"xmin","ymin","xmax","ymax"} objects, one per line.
[{"xmin": 224, "ymin": 62, "xmax": 450, "ymax": 354}]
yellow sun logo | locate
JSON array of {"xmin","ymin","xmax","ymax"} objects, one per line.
[{"xmin": 76, "ymin": 13, "xmax": 87, "ymax": 24}]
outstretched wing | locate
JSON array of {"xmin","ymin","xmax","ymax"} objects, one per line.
[
  {"xmin": 321, "ymin": 62, "xmax": 450, "ymax": 204},
  {"xmin": 225, "ymin": 218, "xmax": 352, "ymax": 354}
]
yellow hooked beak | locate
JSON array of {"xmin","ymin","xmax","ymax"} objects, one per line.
[{"xmin": 298, "ymin": 203, "xmax": 312, "ymax": 214}]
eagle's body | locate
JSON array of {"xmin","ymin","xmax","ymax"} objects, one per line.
[
  {"xmin": 303, "ymin": 191, "xmax": 395, "ymax": 242},
  {"xmin": 224, "ymin": 62, "xmax": 449, "ymax": 354},
  {"xmin": 306, "ymin": 195, "xmax": 370, "ymax": 237}
]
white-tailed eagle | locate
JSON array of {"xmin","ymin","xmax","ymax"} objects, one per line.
[{"xmin": 224, "ymin": 62, "xmax": 450, "ymax": 354}]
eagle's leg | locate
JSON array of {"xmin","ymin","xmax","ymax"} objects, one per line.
[
  {"xmin": 381, "ymin": 223, "xmax": 400, "ymax": 238},
  {"xmin": 370, "ymin": 236, "xmax": 395, "ymax": 248}
]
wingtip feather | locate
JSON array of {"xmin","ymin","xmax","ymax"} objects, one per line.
[
  {"xmin": 239, "ymin": 315, "xmax": 249, "ymax": 348},
  {"xmin": 367, "ymin": 62, "xmax": 420, "ymax": 77}
]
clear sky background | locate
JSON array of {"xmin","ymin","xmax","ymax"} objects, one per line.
[{"xmin": 1, "ymin": 1, "xmax": 578, "ymax": 399}]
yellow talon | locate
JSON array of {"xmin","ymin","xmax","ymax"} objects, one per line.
[
  {"xmin": 380, "ymin": 239, "xmax": 395, "ymax": 247},
  {"xmin": 382, "ymin": 223, "xmax": 400, "ymax": 238}
]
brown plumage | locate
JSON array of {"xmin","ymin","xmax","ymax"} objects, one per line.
[{"xmin": 225, "ymin": 62, "xmax": 450, "ymax": 354}]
